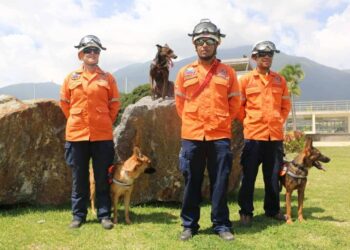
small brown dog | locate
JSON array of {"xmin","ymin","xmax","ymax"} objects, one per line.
[
  {"xmin": 90, "ymin": 146, "xmax": 154, "ymax": 224},
  {"xmin": 280, "ymin": 137, "xmax": 330, "ymax": 224},
  {"xmin": 149, "ymin": 44, "xmax": 177, "ymax": 100}
]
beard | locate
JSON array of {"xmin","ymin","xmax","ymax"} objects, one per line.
[{"xmin": 197, "ymin": 47, "xmax": 217, "ymax": 61}]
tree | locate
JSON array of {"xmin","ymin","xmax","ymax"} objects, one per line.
[{"xmin": 280, "ymin": 64, "xmax": 305, "ymax": 131}]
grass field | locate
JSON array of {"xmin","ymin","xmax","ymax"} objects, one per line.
[{"xmin": 0, "ymin": 147, "xmax": 349, "ymax": 250}]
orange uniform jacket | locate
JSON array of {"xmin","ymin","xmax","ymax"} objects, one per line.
[
  {"xmin": 175, "ymin": 59, "xmax": 240, "ymax": 140},
  {"xmin": 238, "ymin": 69, "xmax": 291, "ymax": 141},
  {"xmin": 60, "ymin": 66, "xmax": 120, "ymax": 141}
]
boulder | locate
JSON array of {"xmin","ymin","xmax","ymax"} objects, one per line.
[
  {"xmin": 0, "ymin": 95, "xmax": 70, "ymax": 205},
  {"xmin": 114, "ymin": 96, "xmax": 243, "ymax": 204}
]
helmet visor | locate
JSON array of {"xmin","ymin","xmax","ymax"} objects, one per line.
[
  {"xmin": 75, "ymin": 35, "xmax": 106, "ymax": 50},
  {"xmin": 254, "ymin": 41, "xmax": 280, "ymax": 53}
]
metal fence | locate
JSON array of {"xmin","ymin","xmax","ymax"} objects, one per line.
[{"xmin": 294, "ymin": 100, "xmax": 350, "ymax": 112}]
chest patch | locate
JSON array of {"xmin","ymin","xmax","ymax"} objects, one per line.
[
  {"xmin": 71, "ymin": 73, "xmax": 81, "ymax": 80},
  {"xmin": 216, "ymin": 68, "xmax": 228, "ymax": 80}
]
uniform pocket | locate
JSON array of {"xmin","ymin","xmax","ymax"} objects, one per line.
[
  {"xmin": 215, "ymin": 110, "xmax": 230, "ymax": 128},
  {"xmin": 96, "ymin": 106, "xmax": 112, "ymax": 128},
  {"xmin": 96, "ymin": 80, "xmax": 110, "ymax": 89},
  {"xmin": 68, "ymin": 108, "xmax": 84, "ymax": 127},
  {"xmin": 68, "ymin": 81, "xmax": 82, "ymax": 90},
  {"xmin": 272, "ymin": 87, "xmax": 283, "ymax": 106}
]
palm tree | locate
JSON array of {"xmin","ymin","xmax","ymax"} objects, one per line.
[{"xmin": 280, "ymin": 64, "xmax": 305, "ymax": 131}]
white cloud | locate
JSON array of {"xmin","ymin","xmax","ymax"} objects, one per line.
[{"xmin": 0, "ymin": 0, "xmax": 349, "ymax": 87}]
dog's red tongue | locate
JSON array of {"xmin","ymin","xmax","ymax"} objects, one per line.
[{"xmin": 168, "ymin": 59, "xmax": 173, "ymax": 68}]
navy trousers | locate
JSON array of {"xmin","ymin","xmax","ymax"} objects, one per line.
[
  {"xmin": 179, "ymin": 139, "xmax": 233, "ymax": 233},
  {"xmin": 238, "ymin": 139, "xmax": 283, "ymax": 217},
  {"xmin": 64, "ymin": 140, "xmax": 114, "ymax": 222}
]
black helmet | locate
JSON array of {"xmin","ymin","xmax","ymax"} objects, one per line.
[
  {"xmin": 74, "ymin": 35, "xmax": 106, "ymax": 51},
  {"xmin": 188, "ymin": 18, "xmax": 225, "ymax": 42},
  {"xmin": 251, "ymin": 40, "xmax": 280, "ymax": 55}
]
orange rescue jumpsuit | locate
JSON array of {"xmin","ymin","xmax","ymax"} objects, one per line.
[
  {"xmin": 60, "ymin": 66, "xmax": 120, "ymax": 141},
  {"xmin": 175, "ymin": 60, "xmax": 240, "ymax": 140},
  {"xmin": 238, "ymin": 69, "xmax": 291, "ymax": 140}
]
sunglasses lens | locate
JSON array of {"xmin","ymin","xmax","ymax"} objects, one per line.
[
  {"xmin": 258, "ymin": 51, "xmax": 274, "ymax": 57},
  {"xmin": 83, "ymin": 47, "xmax": 100, "ymax": 54},
  {"xmin": 195, "ymin": 38, "xmax": 216, "ymax": 46}
]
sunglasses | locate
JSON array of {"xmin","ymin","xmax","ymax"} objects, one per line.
[
  {"xmin": 257, "ymin": 51, "xmax": 274, "ymax": 58},
  {"xmin": 194, "ymin": 38, "xmax": 217, "ymax": 46},
  {"xmin": 83, "ymin": 47, "xmax": 101, "ymax": 54}
]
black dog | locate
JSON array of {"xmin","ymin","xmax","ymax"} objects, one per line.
[{"xmin": 149, "ymin": 44, "xmax": 177, "ymax": 100}]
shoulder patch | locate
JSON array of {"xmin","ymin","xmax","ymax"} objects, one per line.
[
  {"xmin": 71, "ymin": 72, "xmax": 81, "ymax": 80},
  {"xmin": 274, "ymin": 76, "xmax": 281, "ymax": 84}
]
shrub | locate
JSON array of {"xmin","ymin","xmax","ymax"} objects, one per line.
[
  {"xmin": 114, "ymin": 84, "xmax": 151, "ymax": 126},
  {"xmin": 284, "ymin": 130, "xmax": 306, "ymax": 153}
]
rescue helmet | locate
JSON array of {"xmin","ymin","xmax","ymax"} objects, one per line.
[
  {"xmin": 74, "ymin": 35, "xmax": 106, "ymax": 52},
  {"xmin": 251, "ymin": 40, "xmax": 280, "ymax": 56},
  {"xmin": 188, "ymin": 18, "xmax": 225, "ymax": 43}
]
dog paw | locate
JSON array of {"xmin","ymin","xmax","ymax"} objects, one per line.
[
  {"xmin": 125, "ymin": 219, "xmax": 132, "ymax": 225},
  {"xmin": 286, "ymin": 219, "xmax": 293, "ymax": 224},
  {"xmin": 298, "ymin": 217, "xmax": 305, "ymax": 223},
  {"xmin": 113, "ymin": 219, "xmax": 118, "ymax": 224}
]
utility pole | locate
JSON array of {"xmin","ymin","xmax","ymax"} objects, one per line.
[{"xmin": 125, "ymin": 77, "xmax": 128, "ymax": 93}]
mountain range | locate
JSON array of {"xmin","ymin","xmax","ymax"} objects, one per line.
[{"xmin": 0, "ymin": 45, "xmax": 349, "ymax": 101}]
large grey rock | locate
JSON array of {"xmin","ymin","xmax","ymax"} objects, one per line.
[
  {"xmin": 0, "ymin": 96, "xmax": 70, "ymax": 205},
  {"xmin": 114, "ymin": 96, "xmax": 243, "ymax": 204}
]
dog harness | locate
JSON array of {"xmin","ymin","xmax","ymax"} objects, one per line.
[{"xmin": 285, "ymin": 161, "xmax": 308, "ymax": 186}]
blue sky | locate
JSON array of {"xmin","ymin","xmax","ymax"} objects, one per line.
[{"xmin": 0, "ymin": 0, "xmax": 349, "ymax": 87}]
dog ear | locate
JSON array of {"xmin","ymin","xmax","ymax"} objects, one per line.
[
  {"xmin": 133, "ymin": 146, "xmax": 141, "ymax": 156},
  {"xmin": 156, "ymin": 44, "xmax": 162, "ymax": 50},
  {"xmin": 164, "ymin": 43, "xmax": 169, "ymax": 48},
  {"xmin": 304, "ymin": 137, "xmax": 313, "ymax": 155}
]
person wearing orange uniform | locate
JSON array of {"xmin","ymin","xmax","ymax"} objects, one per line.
[
  {"xmin": 175, "ymin": 19, "xmax": 240, "ymax": 241},
  {"xmin": 237, "ymin": 41, "xmax": 291, "ymax": 226},
  {"xmin": 60, "ymin": 35, "xmax": 120, "ymax": 230}
]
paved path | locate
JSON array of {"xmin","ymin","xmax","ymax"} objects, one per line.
[{"xmin": 313, "ymin": 141, "xmax": 350, "ymax": 147}]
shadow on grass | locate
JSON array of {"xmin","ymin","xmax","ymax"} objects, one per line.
[
  {"xmin": 0, "ymin": 203, "xmax": 71, "ymax": 216},
  {"xmin": 281, "ymin": 206, "xmax": 346, "ymax": 223},
  {"xmin": 109, "ymin": 210, "xmax": 178, "ymax": 225},
  {"xmin": 0, "ymin": 202, "xmax": 178, "ymax": 225}
]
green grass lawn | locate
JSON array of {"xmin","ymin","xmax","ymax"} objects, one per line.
[{"xmin": 1, "ymin": 147, "xmax": 349, "ymax": 250}]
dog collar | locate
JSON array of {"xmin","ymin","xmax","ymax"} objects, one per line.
[{"xmin": 112, "ymin": 178, "xmax": 133, "ymax": 187}]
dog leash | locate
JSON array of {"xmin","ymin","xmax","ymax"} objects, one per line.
[{"xmin": 191, "ymin": 59, "xmax": 220, "ymax": 99}]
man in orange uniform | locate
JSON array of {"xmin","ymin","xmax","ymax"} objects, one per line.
[
  {"xmin": 60, "ymin": 35, "xmax": 120, "ymax": 229},
  {"xmin": 237, "ymin": 41, "xmax": 291, "ymax": 226},
  {"xmin": 175, "ymin": 19, "xmax": 240, "ymax": 241}
]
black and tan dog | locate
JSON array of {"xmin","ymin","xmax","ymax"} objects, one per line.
[
  {"xmin": 149, "ymin": 44, "xmax": 177, "ymax": 100},
  {"xmin": 280, "ymin": 137, "xmax": 330, "ymax": 224},
  {"xmin": 90, "ymin": 146, "xmax": 155, "ymax": 224}
]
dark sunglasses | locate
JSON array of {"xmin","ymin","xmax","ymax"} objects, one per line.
[
  {"xmin": 257, "ymin": 51, "xmax": 274, "ymax": 58},
  {"xmin": 83, "ymin": 47, "xmax": 101, "ymax": 54},
  {"xmin": 194, "ymin": 38, "xmax": 217, "ymax": 46}
]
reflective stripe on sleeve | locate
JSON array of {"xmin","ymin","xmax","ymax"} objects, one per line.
[
  {"xmin": 60, "ymin": 98, "xmax": 70, "ymax": 104},
  {"xmin": 228, "ymin": 91, "xmax": 240, "ymax": 99},
  {"xmin": 109, "ymin": 98, "xmax": 120, "ymax": 103},
  {"xmin": 175, "ymin": 90, "xmax": 187, "ymax": 99}
]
